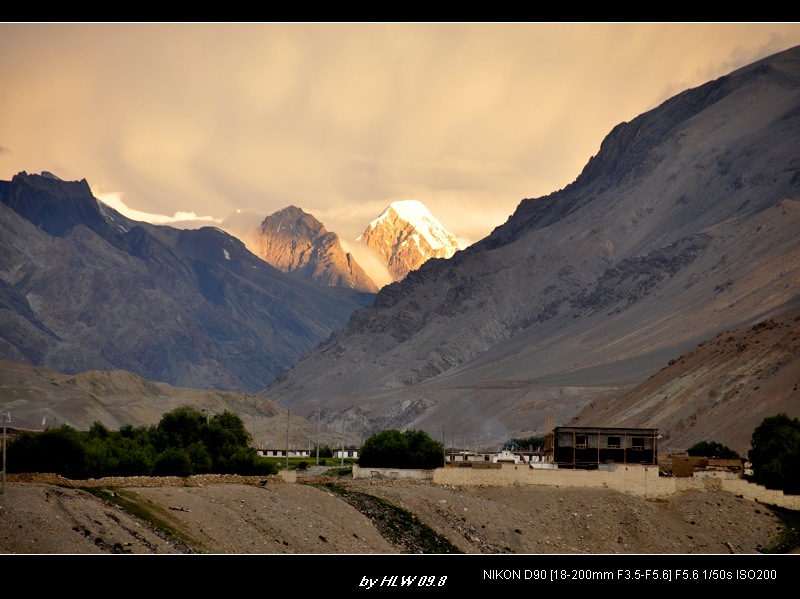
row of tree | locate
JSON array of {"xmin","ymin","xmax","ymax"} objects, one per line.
[
  {"xmin": 3, "ymin": 408, "xmax": 798, "ymax": 494},
  {"xmin": 682, "ymin": 413, "xmax": 800, "ymax": 494},
  {"xmin": 5, "ymin": 406, "xmax": 277, "ymax": 478}
]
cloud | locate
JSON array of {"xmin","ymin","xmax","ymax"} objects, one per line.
[
  {"xmin": 2, "ymin": 23, "xmax": 800, "ymax": 251},
  {"xmin": 94, "ymin": 189, "xmax": 219, "ymax": 227}
]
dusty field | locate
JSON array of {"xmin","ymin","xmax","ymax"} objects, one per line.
[{"xmin": 0, "ymin": 468, "xmax": 792, "ymax": 556}]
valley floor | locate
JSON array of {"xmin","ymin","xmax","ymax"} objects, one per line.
[{"xmin": 0, "ymin": 470, "xmax": 794, "ymax": 556}]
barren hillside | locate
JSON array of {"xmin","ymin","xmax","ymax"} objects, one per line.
[
  {"xmin": 569, "ymin": 299, "xmax": 800, "ymax": 457},
  {"xmin": 0, "ymin": 472, "xmax": 793, "ymax": 556}
]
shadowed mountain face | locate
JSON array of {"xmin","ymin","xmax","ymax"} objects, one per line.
[
  {"xmin": 0, "ymin": 172, "xmax": 373, "ymax": 392},
  {"xmin": 266, "ymin": 46, "xmax": 800, "ymax": 449}
]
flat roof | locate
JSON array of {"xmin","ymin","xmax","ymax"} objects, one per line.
[{"xmin": 553, "ymin": 426, "xmax": 659, "ymax": 434}]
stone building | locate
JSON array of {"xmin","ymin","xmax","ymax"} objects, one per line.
[{"xmin": 552, "ymin": 426, "xmax": 659, "ymax": 469}]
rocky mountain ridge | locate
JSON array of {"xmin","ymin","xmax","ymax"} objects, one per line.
[
  {"xmin": 0, "ymin": 172, "xmax": 372, "ymax": 393},
  {"xmin": 568, "ymin": 297, "xmax": 800, "ymax": 457},
  {"xmin": 357, "ymin": 199, "xmax": 462, "ymax": 282},
  {"xmin": 253, "ymin": 205, "xmax": 379, "ymax": 293},
  {"xmin": 264, "ymin": 46, "xmax": 800, "ymax": 451},
  {"xmin": 1, "ymin": 46, "xmax": 799, "ymax": 459},
  {"xmin": 0, "ymin": 359, "xmax": 359, "ymax": 447},
  {"xmin": 251, "ymin": 199, "xmax": 462, "ymax": 289}
]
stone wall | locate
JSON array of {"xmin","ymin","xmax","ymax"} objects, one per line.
[
  {"xmin": 431, "ymin": 462, "xmax": 800, "ymax": 511},
  {"xmin": 10, "ymin": 465, "xmax": 800, "ymax": 512},
  {"xmin": 7, "ymin": 470, "xmax": 295, "ymax": 487},
  {"xmin": 352, "ymin": 464, "xmax": 434, "ymax": 480}
]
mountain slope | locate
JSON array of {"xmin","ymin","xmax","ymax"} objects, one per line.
[
  {"xmin": 567, "ymin": 298, "xmax": 800, "ymax": 457},
  {"xmin": 0, "ymin": 359, "xmax": 357, "ymax": 447},
  {"xmin": 357, "ymin": 200, "xmax": 462, "ymax": 281},
  {"xmin": 0, "ymin": 172, "xmax": 371, "ymax": 392},
  {"xmin": 266, "ymin": 46, "xmax": 800, "ymax": 448},
  {"xmin": 254, "ymin": 205, "xmax": 379, "ymax": 293}
]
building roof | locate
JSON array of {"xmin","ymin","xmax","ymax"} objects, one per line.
[{"xmin": 553, "ymin": 426, "xmax": 659, "ymax": 435}]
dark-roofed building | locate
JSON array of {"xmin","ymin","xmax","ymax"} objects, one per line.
[{"xmin": 553, "ymin": 426, "xmax": 659, "ymax": 469}]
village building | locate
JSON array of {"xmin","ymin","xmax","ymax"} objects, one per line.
[
  {"xmin": 552, "ymin": 426, "xmax": 659, "ymax": 469},
  {"xmin": 668, "ymin": 453, "xmax": 747, "ymax": 478}
]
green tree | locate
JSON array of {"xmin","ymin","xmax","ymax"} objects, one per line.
[
  {"xmin": 403, "ymin": 429, "xmax": 446, "ymax": 469},
  {"xmin": 359, "ymin": 429, "xmax": 406, "ymax": 468},
  {"xmin": 315, "ymin": 444, "xmax": 334, "ymax": 458},
  {"xmin": 114, "ymin": 440, "xmax": 155, "ymax": 476},
  {"xmin": 7, "ymin": 425, "xmax": 88, "ymax": 479},
  {"xmin": 156, "ymin": 406, "xmax": 206, "ymax": 451},
  {"xmin": 88, "ymin": 421, "xmax": 111, "ymax": 440},
  {"xmin": 187, "ymin": 441, "xmax": 213, "ymax": 474},
  {"xmin": 686, "ymin": 440, "xmax": 740, "ymax": 458},
  {"xmin": 359, "ymin": 429, "xmax": 444, "ymax": 469},
  {"xmin": 749, "ymin": 413, "xmax": 800, "ymax": 494},
  {"xmin": 84, "ymin": 436, "xmax": 115, "ymax": 478},
  {"xmin": 209, "ymin": 411, "xmax": 251, "ymax": 446},
  {"xmin": 4, "ymin": 407, "xmax": 272, "ymax": 479},
  {"xmin": 154, "ymin": 447, "xmax": 194, "ymax": 477},
  {"xmin": 203, "ymin": 410, "xmax": 252, "ymax": 472}
]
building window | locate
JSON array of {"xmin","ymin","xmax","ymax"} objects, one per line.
[
  {"xmin": 576, "ymin": 435, "xmax": 588, "ymax": 449},
  {"xmin": 608, "ymin": 436, "xmax": 621, "ymax": 449},
  {"xmin": 632, "ymin": 437, "xmax": 645, "ymax": 450}
]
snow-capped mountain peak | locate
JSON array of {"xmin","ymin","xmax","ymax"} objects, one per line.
[{"xmin": 357, "ymin": 200, "xmax": 462, "ymax": 281}]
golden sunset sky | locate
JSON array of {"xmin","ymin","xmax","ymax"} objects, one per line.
[{"xmin": 2, "ymin": 23, "xmax": 799, "ymax": 251}]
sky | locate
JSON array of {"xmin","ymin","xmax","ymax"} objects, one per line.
[{"xmin": 2, "ymin": 23, "xmax": 800, "ymax": 264}]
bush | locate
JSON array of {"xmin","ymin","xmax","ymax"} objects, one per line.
[
  {"xmin": 115, "ymin": 445, "xmax": 155, "ymax": 476},
  {"xmin": 748, "ymin": 413, "xmax": 800, "ymax": 494},
  {"xmin": 154, "ymin": 447, "xmax": 194, "ymax": 477},
  {"xmin": 4, "ymin": 407, "xmax": 267, "ymax": 479},
  {"xmin": 315, "ymin": 445, "xmax": 333, "ymax": 458},
  {"xmin": 156, "ymin": 406, "xmax": 206, "ymax": 451},
  {"xmin": 359, "ymin": 429, "xmax": 444, "ymax": 469},
  {"xmin": 686, "ymin": 440, "xmax": 739, "ymax": 458},
  {"xmin": 7, "ymin": 425, "xmax": 88, "ymax": 479}
]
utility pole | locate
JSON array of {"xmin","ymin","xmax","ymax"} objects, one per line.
[
  {"xmin": 2, "ymin": 411, "xmax": 10, "ymax": 495},
  {"xmin": 286, "ymin": 410, "xmax": 290, "ymax": 471},
  {"xmin": 316, "ymin": 408, "xmax": 320, "ymax": 466},
  {"xmin": 442, "ymin": 424, "xmax": 446, "ymax": 467}
]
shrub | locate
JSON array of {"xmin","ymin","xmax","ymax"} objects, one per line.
[
  {"xmin": 359, "ymin": 429, "xmax": 444, "ymax": 469},
  {"xmin": 748, "ymin": 413, "xmax": 800, "ymax": 494},
  {"xmin": 4, "ymin": 407, "xmax": 269, "ymax": 479},
  {"xmin": 8, "ymin": 425, "xmax": 88, "ymax": 479},
  {"xmin": 686, "ymin": 440, "xmax": 740, "ymax": 458},
  {"xmin": 154, "ymin": 447, "xmax": 194, "ymax": 477}
]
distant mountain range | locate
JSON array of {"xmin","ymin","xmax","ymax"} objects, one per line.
[
  {"xmin": 249, "ymin": 200, "xmax": 462, "ymax": 292},
  {"xmin": 1, "ymin": 46, "xmax": 799, "ymax": 457},
  {"xmin": 252, "ymin": 205, "xmax": 379, "ymax": 293},
  {"xmin": 0, "ymin": 172, "xmax": 374, "ymax": 393},
  {"xmin": 264, "ymin": 45, "xmax": 800, "ymax": 455}
]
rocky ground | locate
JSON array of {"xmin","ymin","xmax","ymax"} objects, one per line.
[{"xmin": 0, "ymin": 467, "xmax": 795, "ymax": 557}]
